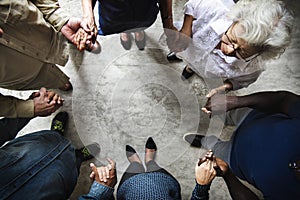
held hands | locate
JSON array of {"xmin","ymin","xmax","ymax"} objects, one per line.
[
  {"xmin": 201, "ymin": 95, "xmax": 238, "ymax": 116},
  {"xmin": 89, "ymin": 158, "xmax": 117, "ymax": 188},
  {"xmin": 202, "ymin": 82, "xmax": 234, "ymax": 116},
  {"xmin": 206, "ymin": 81, "xmax": 233, "ymax": 99},
  {"xmin": 81, "ymin": 16, "xmax": 98, "ymax": 42},
  {"xmin": 31, "ymin": 88, "xmax": 64, "ymax": 117},
  {"xmin": 195, "ymin": 150, "xmax": 230, "ymax": 185},
  {"xmin": 61, "ymin": 18, "xmax": 100, "ymax": 52},
  {"xmin": 195, "ymin": 150, "xmax": 217, "ymax": 185}
]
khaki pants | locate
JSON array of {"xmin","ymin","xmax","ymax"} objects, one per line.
[{"xmin": 0, "ymin": 44, "xmax": 69, "ymax": 90}]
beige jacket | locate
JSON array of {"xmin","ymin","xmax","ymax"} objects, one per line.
[{"xmin": 0, "ymin": 0, "xmax": 70, "ymax": 117}]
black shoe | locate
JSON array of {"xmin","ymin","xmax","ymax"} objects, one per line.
[
  {"xmin": 167, "ymin": 52, "xmax": 182, "ymax": 61},
  {"xmin": 145, "ymin": 137, "xmax": 157, "ymax": 150},
  {"xmin": 181, "ymin": 66, "xmax": 194, "ymax": 80},
  {"xmin": 135, "ymin": 31, "xmax": 146, "ymax": 50},
  {"xmin": 51, "ymin": 111, "xmax": 68, "ymax": 135},
  {"xmin": 75, "ymin": 143, "xmax": 100, "ymax": 162},
  {"xmin": 126, "ymin": 145, "xmax": 137, "ymax": 158},
  {"xmin": 183, "ymin": 133, "xmax": 204, "ymax": 148},
  {"xmin": 120, "ymin": 33, "xmax": 132, "ymax": 50}
]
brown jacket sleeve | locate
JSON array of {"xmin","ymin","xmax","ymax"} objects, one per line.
[
  {"xmin": 30, "ymin": 0, "xmax": 70, "ymax": 31},
  {"xmin": 0, "ymin": 93, "xmax": 34, "ymax": 118}
]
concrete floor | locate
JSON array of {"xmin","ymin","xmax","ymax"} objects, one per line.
[{"xmin": 1, "ymin": 0, "xmax": 299, "ymax": 199}]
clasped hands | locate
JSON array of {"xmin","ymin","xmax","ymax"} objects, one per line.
[
  {"xmin": 29, "ymin": 87, "xmax": 64, "ymax": 117},
  {"xmin": 61, "ymin": 17, "xmax": 100, "ymax": 52},
  {"xmin": 89, "ymin": 158, "xmax": 117, "ymax": 188},
  {"xmin": 195, "ymin": 150, "xmax": 228, "ymax": 185}
]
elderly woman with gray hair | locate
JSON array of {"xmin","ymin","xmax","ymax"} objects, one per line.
[{"xmin": 172, "ymin": 0, "xmax": 294, "ymax": 97}]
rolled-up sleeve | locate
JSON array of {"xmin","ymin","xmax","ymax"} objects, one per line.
[
  {"xmin": 31, "ymin": 0, "xmax": 70, "ymax": 31},
  {"xmin": 0, "ymin": 94, "xmax": 34, "ymax": 118}
]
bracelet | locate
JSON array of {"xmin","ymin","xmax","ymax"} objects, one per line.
[{"xmin": 162, "ymin": 15, "xmax": 172, "ymax": 21}]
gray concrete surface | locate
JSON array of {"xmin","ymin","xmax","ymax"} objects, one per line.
[{"xmin": 1, "ymin": 0, "xmax": 299, "ymax": 199}]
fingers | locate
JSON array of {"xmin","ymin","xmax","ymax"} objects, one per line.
[
  {"xmin": 90, "ymin": 163, "xmax": 100, "ymax": 182},
  {"xmin": 201, "ymin": 107, "xmax": 211, "ymax": 114},
  {"xmin": 107, "ymin": 158, "xmax": 116, "ymax": 170},
  {"xmin": 73, "ymin": 28, "xmax": 86, "ymax": 51},
  {"xmin": 198, "ymin": 157, "xmax": 207, "ymax": 166},
  {"xmin": 28, "ymin": 92, "xmax": 40, "ymax": 100},
  {"xmin": 39, "ymin": 87, "xmax": 47, "ymax": 98},
  {"xmin": 206, "ymin": 88, "xmax": 218, "ymax": 98},
  {"xmin": 98, "ymin": 167, "xmax": 108, "ymax": 182},
  {"xmin": 0, "ymin": 28, "xmax": 3, "ymax": 37},
  {"xmin": 90, "ymin": 171, "xmax": 95, "ymax": 179},
  {"xmin": 79, "ymin": 31, "xmax": 88, "ymax": 51},
  {"xmin": 105, "ymin": 166, "xmax": 110, "ymax": 178}
]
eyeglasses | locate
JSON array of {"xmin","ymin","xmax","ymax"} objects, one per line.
[{"xmin": 222, "ymin": 29, "xmax": 260, "ymax": 62}]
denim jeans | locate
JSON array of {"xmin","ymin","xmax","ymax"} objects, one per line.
[{"xmin": 0, "ymin": 130, "xmax": 78, "ymax": 200}]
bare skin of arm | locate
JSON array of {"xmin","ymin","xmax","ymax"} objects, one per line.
[
  {"xmin": 158, "ymin": 0, "xmax": 181, "ymax": 51},
  {"xmin": 170, "ymin": 14, "xmax": 194, "ymax": 52},
  {"xmin": 203, "ymin": 91, "xmax": 300, "ymax": 116},
  {"xmin": 213, "ymin": 156, "xmax": 259, "ymax": 200},
  {"xmin": 223, "ymin": 169, "xmax": 259, "ymax": 200}
]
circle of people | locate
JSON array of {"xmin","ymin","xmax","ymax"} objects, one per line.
[{"xmin": 0, "ymin": 0, "xmax": 299, "ymax": 199}]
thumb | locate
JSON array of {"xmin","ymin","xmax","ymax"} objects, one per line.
[
  {"xmin": 107, "ymin": 158, "xmax": 115, "ymax": 169},
  {"xmin": 89, "ymin": 163, "xmax": 100, "ymax": 180},
  {"xmin": 29, "ymin": 92, "xmax": 40, "ymax": 99},
  {"xmin": 39, "ymin": 87, "xmax": 47, "ymax": 96},
  {"xmin": 206, "ymin": 89, "xmax": 217, "ymax": 98},
  {"xmin": 90, "ymin": 163, "xmax": 98, "ymax": 174}
]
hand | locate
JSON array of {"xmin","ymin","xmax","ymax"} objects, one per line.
[
  {"xmin": 195, "ymin": 151, "xmax": 217, "ymax": 185},
  {"xmin": 72, "ymin": 28, "xmax": 101, "ymax": 53},
  {"xmin": 89, "ymin": 158, "xmax": 117, "ymax": 188},
  {"xmin": 206, "ymin": 81, "xmax": 233, "ymax": 99},
  {"xmin": 202, "ymin": 95, "xmax": 238, "ymax": 116},
  {"xmin": 81, "ymin": 16, "xmax": 98, "ymax": 43},
  {"xmin": 164, "ymin": 26, "xmax": 180, "ymax": 52},
  {"xmin": 173, "ymin": 31, "xmax": 191, "ymax": 52},
  {"xmin": 0, "ymin": 28, "xmax": 3, "ymax": 37},
  {"xmin": 32, "ymin": 88, "xmax": 64, "ymax": 117},
  {"xmin": 73, "ymin": 28, "xmax": 90, "ymax": 51},
  {"xmin": 214, "ymin": 157, "xmax": 229, "ymax": 177},
  {"xmin": 61, "ymin": 18, "xmax": 94, "ymax": 51}
]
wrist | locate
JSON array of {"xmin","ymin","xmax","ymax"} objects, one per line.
[
  {"xmin": 222, "ymin": 168, "xmax": 233, "ymax": 180},
  {"xmin": 162, "ymin": 17, "xmax": 174, "ymax": 29}
]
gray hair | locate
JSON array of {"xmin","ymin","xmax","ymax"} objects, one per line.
[{"xmin": 227, "ymin": 0, "xmax": 294, "ymax": 60}]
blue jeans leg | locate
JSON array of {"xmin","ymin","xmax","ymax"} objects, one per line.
[{"xmin": 0, "ymin": 130, "xmax": 78, "ymax": 199}]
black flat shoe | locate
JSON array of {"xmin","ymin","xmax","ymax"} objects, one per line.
[
  {"xmin": 51, "ymin": 112, "xmax": 69, "ymax": 135},
  {"xmin": 145, "ymin": 137, "xmax": 157, "ymax": 150},
  {"xmin": 126, "ymin": 145, "xmax": 137, "ymax": 158},
  {"xmin": 181, "ymin": 66, "xmax": 194, "ymax": 80},
  {"xmin": 167, "ymin": 52, "xmax": 182, "ymax": 61},
  {"xmin": 183, "ymin": 133, "xmax": 204, "ymax": 148},
  {"xmin": 120, "ymin": 34, "xmax": 132, "ymax": 50},
  {"xmin": 135, "ymin": 31, "xmax": 146, "ymax": 50}
]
